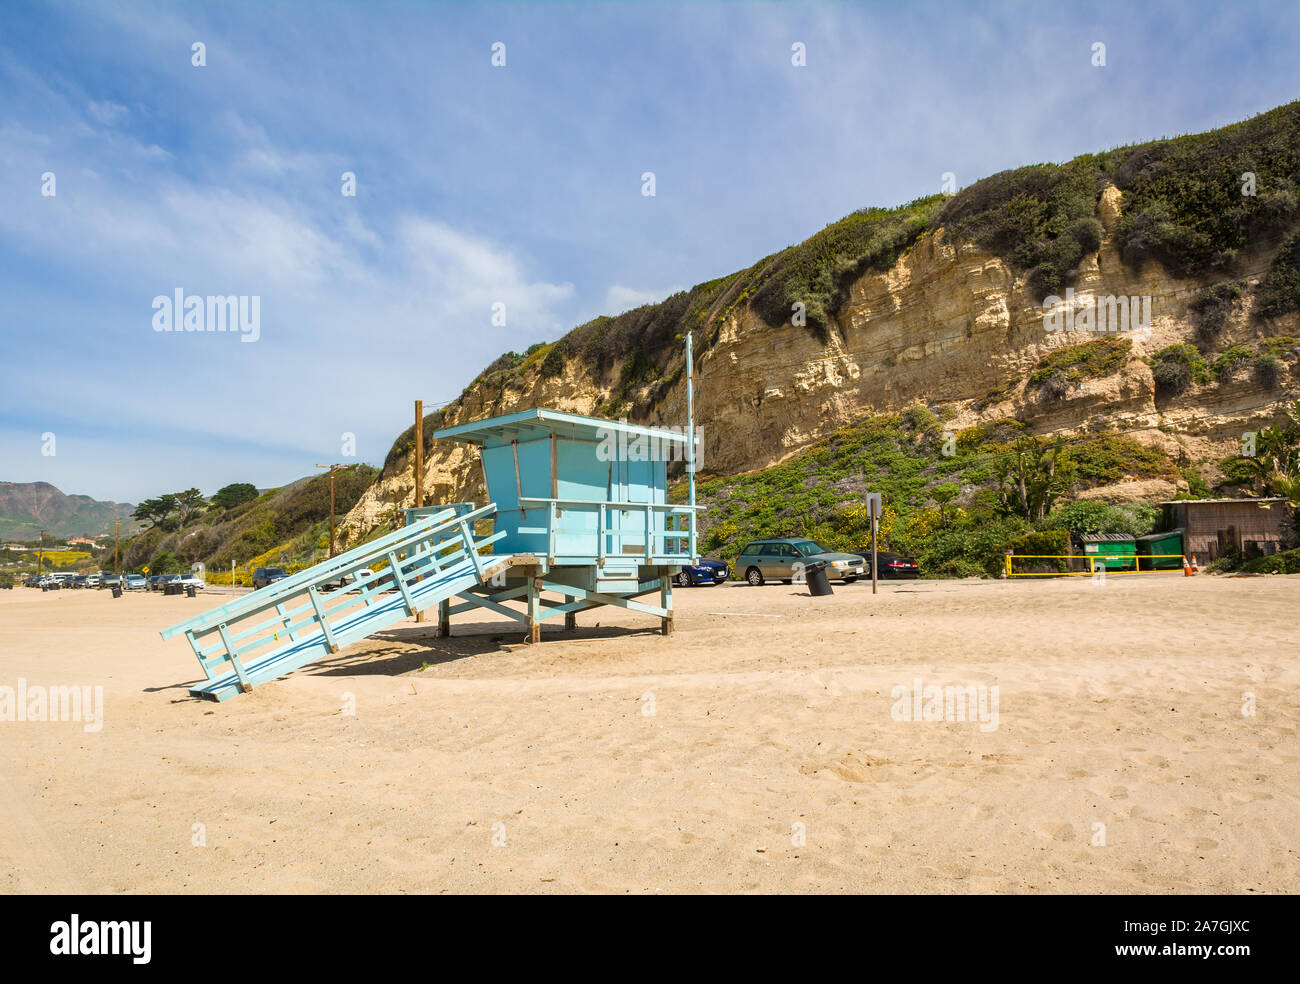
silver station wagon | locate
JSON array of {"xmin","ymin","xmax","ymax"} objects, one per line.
[{"xmin": 736, "ymin": 538, "xmax": 866, "ymax": 585}]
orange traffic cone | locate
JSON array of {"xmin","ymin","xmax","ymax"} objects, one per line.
[
  {"xmin": 1182, "ymin": 555, "xmax": 1194, "ymax": 576},
  {"xmin": 1190, "ymin": 555, "xmax": 1199, "ymax": 574}
]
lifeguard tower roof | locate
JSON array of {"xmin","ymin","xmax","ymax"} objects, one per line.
[{"xmin": 433, "ymin": 407, "xmax": 688, "ymax": 447}]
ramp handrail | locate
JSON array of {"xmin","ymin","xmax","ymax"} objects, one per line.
[
  {"xmin": 161, "ymin": 504, "xmax": 482, "ymax": 641},
  {"xmin": 168, "ymin": 503, "xmax": 504, "ymax": 694}
]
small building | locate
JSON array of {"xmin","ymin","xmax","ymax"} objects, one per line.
[{"xmin": 1158, "ymin": 498, "xmax": 1291, "ymax": 560}]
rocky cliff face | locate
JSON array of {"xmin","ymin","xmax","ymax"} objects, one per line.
[{"xmin": 340, "ymin": 184, "xmax": 1298, "ymax": 543}]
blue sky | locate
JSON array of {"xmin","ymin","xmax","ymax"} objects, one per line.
[{"xmin": 2, "ymin": 0, "xmax": 1299, "ymax": 503}]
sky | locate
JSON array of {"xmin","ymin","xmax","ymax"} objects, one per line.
[{"xmin": 2, "ymin": 0, "xmax": 1299, "ymax": 504}]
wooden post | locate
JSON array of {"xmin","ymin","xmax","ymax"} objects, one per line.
[
  {"xmin": 437, "ymin": 598, "xmax": 450, "ymax": 637},
  {"xmin": 659, "ymin": 572, "xmax": 673, "ymax": 636},
  {"xmin": 564, "ymin": 595, "xmax": 576, "ymax": 631},
  {"xmin": 528, "ymin": 576, "xmax": 543, "ymax": 644},
  {"xmin": 414, "ymin": 400, "xmax": 424, "ymax": 510}
]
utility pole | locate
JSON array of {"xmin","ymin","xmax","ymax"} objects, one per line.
[
  {"xmin": 113, "ymin": 518, "xmax": 122, "ymax": 575},
  {"xmin": 414, "ymin": 399, "xmax": 424, "ymax": 513},
  {"xmin": 37, "ymin": 528, "xmax": 47, "ymax": 576},
  {"xmin": 315, "ymin": 464, "xmax": 342, "ymax": 558}
]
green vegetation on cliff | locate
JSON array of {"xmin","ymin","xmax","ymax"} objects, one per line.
[{"xmin": 678, "ymin": 410, "xmax": 1179, "ymax": 578}]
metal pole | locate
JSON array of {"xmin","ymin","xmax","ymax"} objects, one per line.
[
  {"xmin": 871, "ymin": 515, "xmax": 878, "ymax": 595},
  {"xmin": 686, "ymin": 331, "xmax": 696, "ymax": 563},
  {"xmin": 114, "ymin": 519, "xmax": 120, "ymax": 575}
]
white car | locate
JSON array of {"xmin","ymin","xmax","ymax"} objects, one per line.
[{"xmin": 175, "ymin": 574, "xmax": 206, "ymax": 591}]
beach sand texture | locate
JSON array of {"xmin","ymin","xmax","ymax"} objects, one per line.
[{"xmin": 1, "ymin": 574, "xmax": 1296, "ymax": 893}]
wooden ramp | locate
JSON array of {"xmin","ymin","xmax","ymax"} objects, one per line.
[{"xmin": 161, "ymin": 504, "xmax": 507, "ymax": 701}]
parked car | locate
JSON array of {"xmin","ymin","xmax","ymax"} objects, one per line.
[
  {"xmin": 124, "ymin": 574, "xmax": 147, "ymax": 590},
  {"xmin": 252, "ymin": 567, "xmax": 290, "ymax": 589},
  {"xmin": 70, "ymin": 574, "xmax": 89, "ymax": 589},
  {"xmin": 101, "ymin": 574, "xmax": 122, "ymax": 588},
  {"xmin": 156, "ymin": 574, "xmax": 183, "ymax": 591},
  {"xmin": 24, "ymin": 575, "xmax": 42, "ymax": 587},
  {"xmin": 849, "ymin": 550, "xmax": 921, "ymax": 579},
  {"xmin": 85, "ymin": 574, "xmax": 102, "ymax": 588},
  {"xmin": 322, "ymin": 568, "xmax": 374, "ymax": 592},
  {"xmin": 736, "ymin": 538, "xmax": 866, "ymax": 585},
  {"xmin": 674, "ymin": 559, "xmax": 729, "ymax": 586},
  {"xmin": 175, "ymin": 573, "xmax": 206, "ymax": 591},
  {"xmin": 147, "ymin": 575, "xmax": 165, "ymax": 591}
]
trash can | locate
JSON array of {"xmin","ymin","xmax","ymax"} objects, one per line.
[
  {"xmin": 805, "ymin": 560, "xmax": 834, "ymax": 597},
  {"xmin": 186, "ymin": 585, "xmax": 196, "ymax": 598},
  {"xmin": 112, "ymin": 585, "xmax": 123, "ymax": 598}
]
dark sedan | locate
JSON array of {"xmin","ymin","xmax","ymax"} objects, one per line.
[
  {"xmin": 852, "ymin": 550, "xmax": 921, "ymax": 579},
  {"xmin": 674, "ymin": 558, "xmax": 729, "ymax": 586}
]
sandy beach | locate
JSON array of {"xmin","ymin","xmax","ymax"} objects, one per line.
[{"xmin": 1, "ymin": 574, "xmax": 1296, "ymax": 894}]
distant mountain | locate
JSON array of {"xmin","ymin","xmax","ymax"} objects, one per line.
[{"xmin": 0, "ymin": 481, "xmax": 137, "ymax": 540}]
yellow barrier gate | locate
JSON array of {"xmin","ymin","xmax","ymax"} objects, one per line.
[{"xmin": 1005, "ymin": 554, "xmax": 1188, "ymax": 577}]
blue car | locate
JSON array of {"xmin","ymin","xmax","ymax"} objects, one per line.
[{"xmin": 674, "ymin": 559, "xmax": 729, "ymax": 586}]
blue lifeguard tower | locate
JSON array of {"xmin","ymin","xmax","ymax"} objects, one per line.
[{"xmin": 162, "ymin": 409, "xmax": 702, "ymax": 701}]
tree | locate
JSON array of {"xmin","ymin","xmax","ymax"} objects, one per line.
[
  {"xmin": 133, "ymin": 494, "xmax": 179, "ymax": 530},
  {"xmin": 210, "ymin": 482, "xmax": 258, "ymax": 510},
  {"xmin": 931, "ymin": 482, "xmax": 960, "ymax": 529},
  {"xmin": 995, "ymin": 436, "xmax": 1074, "ymax": 522},
  {"xmin": 173, "ymin": 488, "xmax": 206, "ymax": 526},
  {"xmin": 149, "ymin": 550, "xmax": 181, "ymax": 575}
]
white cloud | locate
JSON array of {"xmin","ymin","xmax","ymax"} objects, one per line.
[
  {"xmin": 87, "ymin": 100, "xmax": 128, "ymax": 126},
  {"xmin": 398, "ymin": 218, "xmax": 574, "ymax": 336}
]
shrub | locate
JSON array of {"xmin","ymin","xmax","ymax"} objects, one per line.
[
  {"xmin": 1211, "ymin": 345, "xmax": 1253, "ymax": 383},
  {"xmin": 1241, "ymin": 546, "xmax": 1300, "ymax": 574},
  {"xmin": 1188, "ymin": 280, "xmax": 1245, "ymax": 345},
  {"xmin": 1029, "ymin": 338, "xmax": 1132, "ymax": 387},
  {"xmin": 1255, "ymin": 352, "xmax": 1285, "ymax": 387},
  {"xmin": 1039, "ymin": 370, "xmax": 1071, "ymax": 401},
  {"xmin": 1256, "ymin": 230, "xmax": 1300, "ymax": 319},
  {"xmin": 1153, "ymin": 358, "xmax": 1192, "ymax": 395},
  {"xmin": 1150, "ymin": 343, "xmax": 1209, "ymax": 395},
  {"xmin": 749, "ymin": 195, "xmax": 945, "ymax": 338},
  {"xmin": 539, "ymin": 339, "xmax": 569, "ymax": 378},
  {"xmin": 1114, "ymin": 102, "xmax": 1300, "ymax": 278},
  {"xmin": 1039, "ymin": 500, "xmax": 1160, "ymax": 537},
  {"xmin": 939, "ymin": 160, "xmax": 1103, "ymax": 301}
]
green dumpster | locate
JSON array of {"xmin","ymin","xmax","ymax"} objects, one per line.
[
  {"xmin": 1079, "ymin": 533, "xmax": 1137, "ymax": 571},
  {"xmin": 1136, "ymin": 529, "xmax": 1184, "ymax": 571}
]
